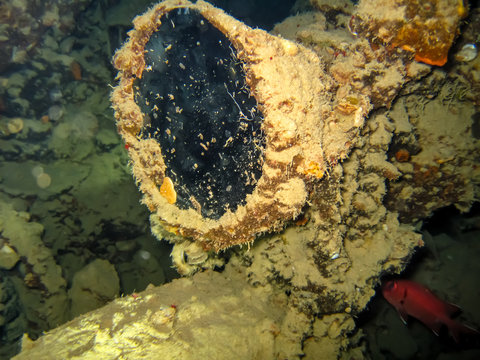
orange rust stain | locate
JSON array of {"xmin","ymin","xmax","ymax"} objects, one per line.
[
  {"xmin": 395, "ymin": 149, "xmax": 410, "ymax": 162},
  {"xmin": 423, "ymin": 166, "xmax": 439, "ymax": 179},
  {"xmin": 295, "ymin": 215, "xmax": 309, "ymax": 226},
  {"xmin": 413, "ymin": 165, "xmax": 440, "ymax": 184},
  {"xmin": 394, "ymin": 22, "xmax": 452, "ymax": 66},
  {"xmin": 360, "ymin": 1, "xmax": 465, "ymax": 67},
  {"xmin": 414, "ymin": 53, "xmax": 447, "ymax": 67}
]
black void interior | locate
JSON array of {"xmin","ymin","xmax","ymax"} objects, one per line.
[{"xmin": 134, "ymin": 8, "xmax": 265, "ymax": 220}]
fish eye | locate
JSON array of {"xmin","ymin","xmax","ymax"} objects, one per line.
[{"xmin": 384, "ymin": 280, "xmax": 396, "ymax": 291}]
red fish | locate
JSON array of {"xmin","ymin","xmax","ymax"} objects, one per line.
[{"xmin": 382, "ymin": 279, "xmax": 479, "ymax": 342}]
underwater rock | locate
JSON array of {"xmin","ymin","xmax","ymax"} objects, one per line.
[
  {"xmin": 95, "ymin": 128, "xmax": 120, "ymax": 150},
  {"xmin": 0, "ymin": 243, "xmax": 20, "ymax": 270},
  {"xmin": 48, "ymin": 88, "xmax": 63, "ymax": 103},
  {"xmin": 68, "ymin": 259, "xmax": 120, "ymax": 318},
  {"xmin": 0, "ymin": 117, "xmax": 24, "ymax": 136},
  {"xmin": 112, "ymin": 0, "xmax": 369, "ymax": 251},
  {"xmin": 0, "ymin": 0, "xmax": 91, "ymax": 72},
  {"xmin": 48, "ymin": 108, "xmax": 98, "ymax": 160},
  {"xmin": 0, "ymin": 200, "xmax": 68, "ymax": 340},
  {"xmin": 0, "ymin": 160, "xmax": 89, "ymax": 199},
  {"xmin": 6, "ymin": 117, "xmax": 23, "ymax": 134},
  {"xmin": 47, "ymin": 105, "xmax": 64, "ymax": 122},
  {"xmin": 0, "ymin": 277, "xmax": 25, "ymax": 359}
]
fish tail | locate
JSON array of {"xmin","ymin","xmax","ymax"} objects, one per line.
[{"xmin": 447, "ymin": 319, "xmax": 480, "ymax": 343}]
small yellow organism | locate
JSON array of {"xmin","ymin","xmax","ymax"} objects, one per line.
[
  {"xmin": 160, "ymin": 176, "xmax": 177, "ymax": 204},
  {"xmin": 457, "ymin": 0, "xmax": 468, "ymax": 18},
  {"xmin": 303, "ymin": 161, "xmax": 325, "ymax": 179}
]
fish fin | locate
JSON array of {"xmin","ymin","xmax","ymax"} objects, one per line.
[
  {"xmin": 447, "ymin": 320, "xmax": 480, "ymax": 343},
  {"xmin": 397, "ymin": 308, "xmax": 408, "ymax": 325},
  {"xmin": 427, "ymin": 319, "xmax": 443, "ymax": 337},
  {"xmin": 444, "ymin": 302, "xmax": 462, "ymax": 317}
]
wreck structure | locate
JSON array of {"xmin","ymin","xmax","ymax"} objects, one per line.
[{"xmin": 12, "ymin": 0, "xmax": 479, "ymax": 358}]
